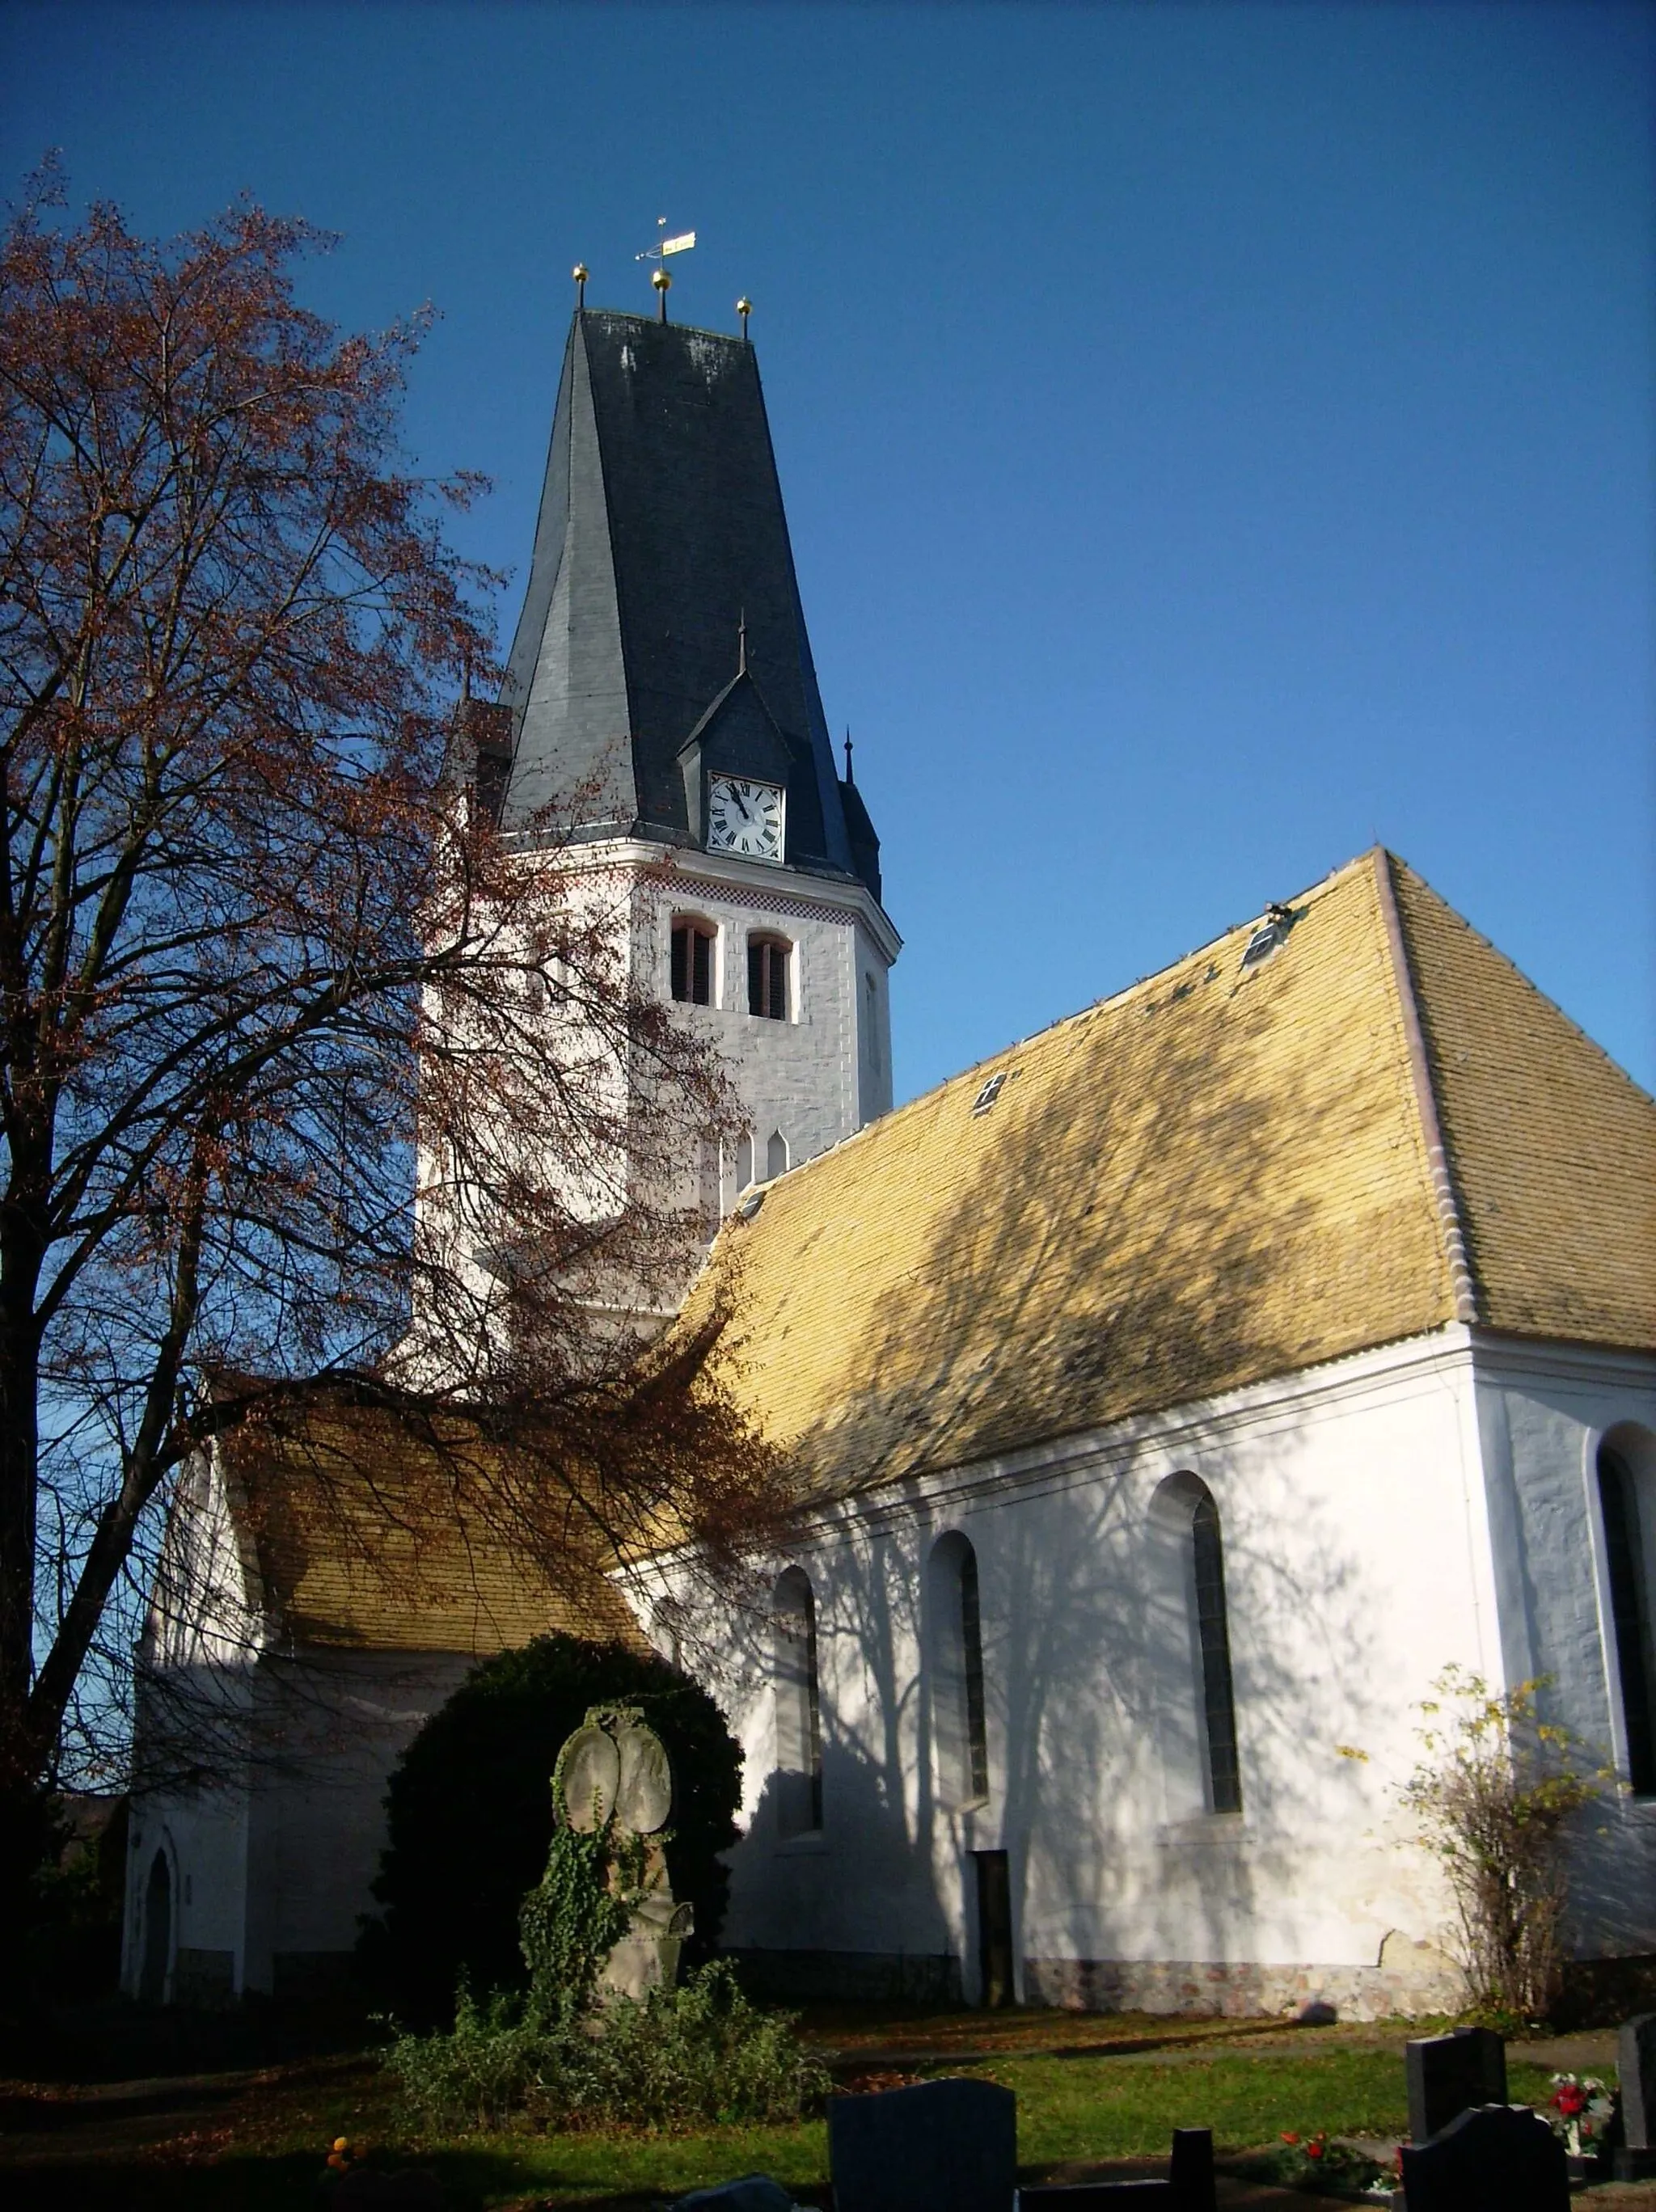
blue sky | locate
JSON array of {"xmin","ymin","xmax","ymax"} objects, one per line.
[{"xmin": 5, "ymin": 1, "xmax": 1652, "ymax": 1101}]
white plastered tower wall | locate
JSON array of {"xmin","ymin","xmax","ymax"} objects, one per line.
[
  {"xmin": 641, "ymin": 1326, "xmax": 1656, "ymax": 2019},
  {"xmin": 632, "ymin": 841, "xmax": 899, "ymax": 1205},
  {"xmin": 407, "ymin": 834, "xmax": 898, "ymax": 1346}
]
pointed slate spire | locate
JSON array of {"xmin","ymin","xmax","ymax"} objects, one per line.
[{"xmin": 497, "ymin": 309, "xmax": 859, "ymax": 880}]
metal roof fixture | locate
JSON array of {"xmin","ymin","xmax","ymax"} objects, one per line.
[
  {"xmin": 737, "ymin": 1188, "xmax": 767, "ymax": 1221},
  {"xmin": 972, "ymin": 1070, "xmax": 1012, "ymax": 1117},
  {"xmin": 1240, "ymin": 901, "xmax": 1299, "ymax": 971}
]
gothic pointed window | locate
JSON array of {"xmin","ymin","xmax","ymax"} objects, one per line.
[
  {"xmin": 1599, "ymin": 1437, "xmax": 1656, "ymax": 1796},
  {"xmin": 929, "ymin": 1532, "xmax": 989, "ymax": 1809},
  {"xmin": 671, "ymin": 918, "xmax": 716, "ymax": 1006},
  {"xmin": 1191, "ymin": 1488, "xmax": 1242, "ymax": 1813},
  {"xmin": 766, "ymin": 1130, "xmax": 788, "ymax": 1180},
  {"xmin": 748, "ymin": 934, "xmax": 790, "ymax": 1020},
  {"xmin": 774, "ymin": 1566, "xmax": 822, "ymax": 1837}
]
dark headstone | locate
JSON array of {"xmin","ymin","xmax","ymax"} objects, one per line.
[
  {"xmin": 1405, "ymin": 2024, "xmax": 1507, "ymax": 2143},
  {"xmin": 1168, "ymin": 2130, "xmax": 1216, "ymax": 2212},
  {"xmin": 830, "ymin": 2078, "xmax": 1017, "ymax": 2212},
  {"xmin": 1015, "ymin": 2130, "xmax": 1215, "ymax": 2212},
  {"xmin": 1016, "ymin": 2191, "xmax": 1169, "ymax": 2208},
  {"xmin": 1614, "ymin": 2012, "xmax": 1656, "ymax": 2179},
  {"xmin": 1622, "ymin": 2012, "xmax": 1656, "ymax": 2149},
  {"xmin": 332, "ymin": 2171, "xmax": 445, "ymax": 2212},
  {"xmin": 673, "ymin": 2179, "xmax": 796, "ymax": 2212},
  {"xmin": 1398, "ymin": 2104, "xmax": 1567, "ymax": 2212}
]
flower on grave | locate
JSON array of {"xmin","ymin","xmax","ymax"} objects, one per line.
[
  {"xmin": 1546, "ymin": 2073, "xmax": 1616, "ymax": 2157},
  {"xmin": 1281, "ymin": 2130, "xmax": 1300, "ymax": 2145},
  {"xmin": 324, "ymin": 2135, "xmax": 361, "ymax": 2176},
  {"xmin": 1307, "ymin": 2135, "xmax": 1326, "ymax": 2159}
]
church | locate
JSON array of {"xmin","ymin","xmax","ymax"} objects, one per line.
[{"xmin": 122, "ymin": 300, "xmax": 1656, "ymax": 2018}]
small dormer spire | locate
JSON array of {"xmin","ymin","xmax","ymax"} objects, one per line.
[
  {"xmin": 843, "ymin": 727, "xmax": 854, "ymax": 783},
  {"xmin": 737, "ymin": 608, "xmax": 748, "ymax": 676}
]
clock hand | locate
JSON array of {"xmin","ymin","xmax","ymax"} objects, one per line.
[{"xmin": 731, "ymin": 789, "xmax": 751, "ymax": 821}]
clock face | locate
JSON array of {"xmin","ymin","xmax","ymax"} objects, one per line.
[{"xmin": 707, "ymin": 776, "xmax": 785, "ymax": 861}]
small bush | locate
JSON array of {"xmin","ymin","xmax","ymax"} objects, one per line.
[
  {"xmin": 1400, "ymin": 1668, "xmax": 1605, "ymax": 2025},
  {"xmin": 387, "ymin": 1960, "xmax": 831, "ymax": 2134}
]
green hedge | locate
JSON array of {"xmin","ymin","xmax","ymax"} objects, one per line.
[{"xmin": 360, "ymin": 1635, "xmax": 743, "ymax": 2024}]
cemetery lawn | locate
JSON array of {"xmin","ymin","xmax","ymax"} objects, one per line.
[{"xmin": 0, "ymin": 2015, "xmax": 1578, "ymax": 2210}]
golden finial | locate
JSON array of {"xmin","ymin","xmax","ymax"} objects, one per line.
[
  {"xmin": 652, "ymin": 266, "xmax": 672, "ymax": 322},
  {"xmin": 572, "ymin": 263, "xmax": 589, "ymax": 310},
  {"xmin": 737, "ymin": 297, "xmax": 752, "ymax": 341}
]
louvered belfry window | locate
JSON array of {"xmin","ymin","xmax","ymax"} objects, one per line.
[
  {"xmin": 1599, "ymin": 1444, "xmax": 1656, "ymax": 1796},
  {"xmin": 1193, "ymin": 1492, "xmax": 1243, "ymax": 1813},
  {"xmin": 748, "ymin": 935, "xmax": 789, "ymax": 1020},
  {"xmin": 671, "ymin": 920, "xmax": 715, "ymax": 1006}
]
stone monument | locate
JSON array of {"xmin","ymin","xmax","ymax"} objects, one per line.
[{"xmin": 551, "ymin": 1705, "xmax": 693, "ymax": 2003}]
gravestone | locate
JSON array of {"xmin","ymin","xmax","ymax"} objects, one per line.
[
  {"xmin": 1616, "ymin": 2012, "xmax": 1656, "ymax": 2181},
  {"xmin": 1405, "ymin": 2024, "xmax": 1506, "ymax": 2143},
  {"xmin": 544, "ymin": 1705, "xmax": 693, "ymax": 2002},
  {"xmin": 830, "ymin": 2078, "xmax": 1017, "ymax": 2212},
  {"xmin": 673, "ymin": 2179, "xmax": 797, "ymax": 2212},
  {"xmin": 1398, "ymin": 2104, "xmax": 1567, "ymax": 2212},
  {"xmin": 1016, "ymin": 2128, "xmax": 1215, "ymax": 2211}
]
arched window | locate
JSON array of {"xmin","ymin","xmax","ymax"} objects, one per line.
[
  {"xmin": 766, "ymin": 1130, "xmax": 789, "ymax": 1180},
  {"xmin": 773, "ymin": 1566, "xmax": 823, "ymax": 1837},
  {"xmin": 670, "ymin": 918, "xmax": 716, "ymax": 1006},
  {"xmin": 1599, "ymin": 1434, "xmax": 1656, "ymax": 1796},
  {"xmin": 929, "ymin": 1532, "xmax": 989, "ymax": 1809},
  {"xmin": 1150, "ymin": 1473, "xmax": 1242, "ymax": 1817},
  {"xmin": 748, "ymin": 934, "xmax": 790, "ymax": 1020},
  {"xmin": 1191, "ymin": 1488, "xmax": 1242, "ymax": 1813},
  {"xmin": 734, "ymin": 1133, "xmax": 754, "ymax": 1192}
]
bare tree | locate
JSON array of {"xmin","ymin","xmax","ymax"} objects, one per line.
[{"xmin": 0, "ymin": 166, "xmax": 778, "ymax": 1878}]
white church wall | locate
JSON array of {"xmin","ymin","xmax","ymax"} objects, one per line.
[
  {"xmin": 124, "ymin": 1771, "xmax": 251, "ymax": 2004},
  {"xmin": 1472, "ymin": 1339, "xmax": 1656, "ymax": 1964},
  {"xmin": 657, "ymin": 1329, "xmax": 1523, "ymax": 2017},
  {"xmin": 237, "ymin": 1649, "xmax": 474, "ymax": 1995},
  {"xmin": 123, "ymin": 1448, "xmax": 268, "ymax": 1999}
]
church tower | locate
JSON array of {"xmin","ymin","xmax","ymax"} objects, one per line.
[{"xmin": 489, "ymin": 306, "xmax": 898, "ymax": 1214}]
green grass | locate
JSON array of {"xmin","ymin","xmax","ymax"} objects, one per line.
[
  {"xmin": 1, "ymin": 2040, "xmax": 1567, "ymax": 2210},
  {"xmin": 968, "ymin": 2049, "xmax": 1559, "ymax": 2161}
]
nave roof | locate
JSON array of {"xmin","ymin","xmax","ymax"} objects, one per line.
[{"xmin": 683, "ymin": 850, "xmax": 1656, "ymax": 1501}]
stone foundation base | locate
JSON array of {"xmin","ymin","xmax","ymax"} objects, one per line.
[
  {"xmin": 173, "ymin": 1946, "xmax": 235, "ymax": 2007},
  {"xmin": 729, "ymin": 1948, "xmax": 961, "ymax": 2006},
  {"xmin": 1022, "ymin": 1948, "xmax": 1461, "ymax": 2023}
]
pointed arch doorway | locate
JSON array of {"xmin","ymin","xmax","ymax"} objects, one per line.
[{"xmin": 139, "ymin": 1847, "xmax": 171, "ymax": 2004}]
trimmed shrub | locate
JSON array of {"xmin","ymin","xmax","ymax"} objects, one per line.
[{"xmin": 360, "ymin": 1635, "xmax": 742, "ymax": 2025}]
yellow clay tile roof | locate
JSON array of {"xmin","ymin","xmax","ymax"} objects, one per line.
[
  {"xmin": 227, "ymin": 1407, "xmax": 646, "ymax": 1657},
  {"xmin": 1394, "ymin": 858, "xmax": 1656, "ymax": 1347},
  {"xmin": 686, "ymin": 850, "xmax": 1655, "ymax": 1501}
]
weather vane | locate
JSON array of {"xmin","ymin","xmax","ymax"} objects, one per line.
[{"xmin": 636, "ymin": 216, "xmax": 696, "ymax": 321}]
